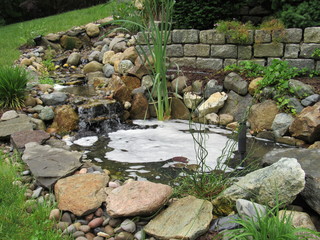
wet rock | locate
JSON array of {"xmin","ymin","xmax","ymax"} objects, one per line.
[
  {"xmin": 41, "ymin": 92, "xmax": 68, "ymax": 106},
  {"xmin": 10, "ymin": 130, "xmax": 50, "ymax": 150},
  {"xmin": 55, "ymin": 173, "xmax": 109, "ymax": 216},
  {"xmin": 212, "ymin": 158, "xmax": 305, "ymax": 215},
  {"xmin": 60, "ymin": 35, "xmax": 83, "ymax": 50},
  {"xmin": 0, "ymin": 114, "xmax": 34, "ymax": 140},
  {"xmin": 171, "ymin": 97, "xmax": 190, "ymax": 120},
  {"xmin": 197, "ymin": 92, "xmax": 228, "ymax": 117},
  {"xmin": 0, "ymin": 110, "xmax": 18, "ymax": 121},
  {"xmin": 301, "ymin": 94, "xmax": 320, "ymax": 107},
  {"xmin": 289, "ymin": 79, "xmax": 315, "ymax": 99},
  {"xmin": 204, "ymin": 79, "xmax": 223, "ymax": 99},
  {"xmin": 261, "ymin": 148, "xmax": 320, "ymax": 215},
  {"xmin": 144, "ymin": 195, "xmax": 212, "ymax": 240},
  {"xmin": 129, "ymin": 93, "xmax": 149, "ymax": 119},
  {"xmin": 22, "ymin": 142, "xmax": 82, "ymax": 188},
  {"xmin": 67, "ymin": 52, "xmax": 81, "ymax": 66},
  {"xmin": 271, "ymin": 113, "xmax": 294, "ymax": 138},
  {"xmin": 183, "ymin": 92, "xmax": 202, "ymax": 110},
  {"xmin": 106, "ymin": 180, "xmax": 172, "ymax": 217},
  {"xmin": 86, "ymin": 23, "xmax": 100, "ymax": 37},
  {"xmin": 171, "ymin": 76, "xmax": 188, "ymax": 94},
  {"xmin": 289, "ymin": 102, "xmax": 320, "ymax": 143},
  {"xmin": 219, "ymin": 90, "xmax": 253, "ymax": 122},
  {"xmin": 224, "ymin": 72, "xmax": 248, "ymax": 95},
  {"xmin": 248, "ymin": 100, "xmax": 279, "ymax": 132},
  {"xmin": 83, "ymin": 61, "xmax": 103, "ymax": 74},
  {"xmin": 50, "ymin": 105, "xmax": 79, "ymax": 134},
  {"xmin": 279, "ymin": 210, "xmax": 316, "ymax": 230},
  {"xmin": 39, "ymin": 106, "xmax": 54, "ymax": 121}
]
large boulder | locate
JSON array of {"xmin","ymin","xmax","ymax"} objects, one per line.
[
  {"xmin": 248, "ymin": 100, "xmax": 279, "ymax": 132},
  {"xmin": 224, "ymin": 72, "xmax": 248, "ymax": 96},
  {"xmin": 0, "ymin": 114, "xmax": 34, "ymax": 140},
  {"xmin": 60, "ymin": 35, "xmax": 83, "ymax": 50},
  {"xmin": 106, "ymin": 180, "xmax": 172, "ymax": 217},
  {"xmin": 261, "ymin": 148, "xmax": 320, "ymax": 215},
  {"xmin": 55, "ymin": 173, "xmax": 109, "ymax": 216},
  {"xmin": 288, "ymin": 79, "xmax": 315, "ymax": 99},
  {"xmin": 50, "ymin": 105, "xmax": 79, "ymax": 134},
  {"xmin": 197, "ymin": 92, "xmax": 228, "ymax": 118},
  {"xmin": 289, "ymin": 102, "xmax": 320, "ymax": 143},
  {"xmin": 144, "ymin": 196, "xmax": 212, "ymax": 240},
  {"xmin": 22, "ymin": 142, "xmax": 82, "ymax": 188},
  {"xmin": 212, "ymin": 158, "xmax": 305, "ymax": 215}
]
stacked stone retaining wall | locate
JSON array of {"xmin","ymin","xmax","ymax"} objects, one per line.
[{"xmin": 138, "ymin": 27, "xmax": 320, "ymax": 71}]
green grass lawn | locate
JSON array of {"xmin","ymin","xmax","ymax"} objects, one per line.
[{"xmin": 0, "ymin": 2, "xmax": 116, "ymax": 66}]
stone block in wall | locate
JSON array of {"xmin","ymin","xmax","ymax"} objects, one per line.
[
  {"xmin": 184, "ymin": 44, "xmax": 210, "ymax": 57},
  {"xmin": 255, "ymin": 30, "xmax": 271, "ymax": 43},
  {"xmin": 136, "ymin": 45, "xmax": 152, "ymax": 55},
  {"xmin": 254, "ymin": 43, "xmax": 284, "ymax": 57},
  {"xmin": 227, "ymin": 30, "xmax": 254, "ymax": 45},
  {"xmin": 238, "ymin": 46, "xmax": 252, "ymax": 60},
  {"xmin": 200, "ymin": 30, "xmax": 225, "ymax": 44},
  {"xmin": 316, "ymin": 61, "xmax": 320, "ymax": 72},
  {"xmin": 167, "ymin": 44, "xmax": 184, "ymax": 57},
  {"xmin": 136, "ymin": 32, "xmax": 172, "ymax": 45},
  {"xmin": 238, "ymin": 59, "xmax": 265, "ymax": 66},
  {"xmin": 286, "ymin": 59, "xmax": 315, "ymax": 70},
  {"xmin": 172, "ymin": 29, "xmax": 199, "ymax": 43},
  {"xmin": 272, "ymin": 29, "xmax": 302, "ymax": 43},
  {"xmin": 169, "ymin": 57, "xmax": 196, "ymax": 67},
  {"xmin": 304, "ymin": 27, "xmax": 320, "ymax": 43},
  {"xmin": 284, "ymin": 44, "xmax": 300, "ymax": 59},
  {"xmin": 211, "ymin": 45, "xmax": 237, "ymax": 58},
  {"xmin": 196, "ymin": 58, "xmax": 223, "ymax": 70},
  {"xmin": 300, "ymin": 43, "xmax": 320, "ymax": 58},
  {"xmin": 224, "ymin": 59, "xmax": 237, "ymax": 68}
]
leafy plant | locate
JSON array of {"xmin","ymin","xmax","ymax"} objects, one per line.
[
  {"xmin": 216, "ymin": 20, "xmax": 255, "ymax": 44},
  {"xmin": 311, "ymin": 48, "xmax": 320, "ymax": 59},
  {"xmin": 0, "ymin": 65, "xmax": 29, "ymax": 109},
  {"xmin": 225, "ymin": 61, "xmax": 264, "ymax": 78},
  {"xmin": 39, "ymin": 77, "xmax": 55, "ymax": 85},
  {"xmin": 224, "ymin": 203, "xmax": 320, "ymax": 240}
]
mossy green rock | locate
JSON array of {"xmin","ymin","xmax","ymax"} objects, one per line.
[
  {"xmin": 144, "ymin": 196, "xmax": 212, "ymax": 240},
  {"xmin": 60, "ymin": 35, "xmax": 83, "ymax": 50}
]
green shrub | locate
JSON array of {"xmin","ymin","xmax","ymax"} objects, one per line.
[
  {"xmin": 216, "ymin": 20, "xmax": 255, "ymax": 44},
  {"xmin": 173, "ymin": 0, "xmax": 243, "ymax": 30},
  {"xmin": 0, "ymin": 65, "xmax": 29, "ymax": 109}
]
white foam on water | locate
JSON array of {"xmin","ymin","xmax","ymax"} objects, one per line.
[
  {"xmin": 94, "ymin": 158, "xmax": 103, "ymax": 163},
  {"xmin": 73, "ymin": 136, "xmax": 99, "ymax": 147},
  {"xmin": 105, "ymin": 120, "xmax": 235, "ymax": 168},
  {"xmin": 53, "ymin": 84, "xmax": 68, "ymax": 90}
]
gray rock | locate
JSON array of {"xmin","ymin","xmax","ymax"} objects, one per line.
[
  {"xmin": 192, "ymin": 80, "xmax": 202, "ymax": 94},
  {"xmin": 144, "ymin": 196, "xmax": 212, "ymax": 240},
  {"xmin": 88, "ymin": 50, "xmax": 101, "ymax": 62},
  {"xmin": 32, "ymin": 187, "xmax": 43, "ymax": 198},
  {"xmin": 67, "ymin": 52, "xmax": 81, "ymax": 66},
  {"xmin": 286, "ymin": 59, "xmax": 315, "ymax": 70},
  {"xmin": 172, "ymin": 29, "xmax": 199, "ymax": 43},
  {"xmin": 280, "ymin": 28, "xmax": 303, "ymax": 43},
  {"xmin": 22, "ymin": 142, "xmax": 82, "ymax": 188},
  {"xmin": 184, "ymin": 44, "xmax": 210, "ymax": 57},
  {"xmin": 109, "ymin": 37, "xmax": 126, "ymax": 52},
  {"xmin": 224, "ymin": 72, "xmax": 248, "ymax": 95},
  {"xmin": 289, "ymin": 79, "xmax": 315, "ymax": 99},
  {"xmin": 132, "ymin": 86, "xmax": 146, "ymax": 95},
  {"xmin": 301, "ymin": 94, "xmax": 320, "ymax": 107},
  {"xmin": 300, "ymin": 43, "xmax": 320, "ymax": 58},
  {"xmin": 211, "ymin": 45, "xmax": 237, "ymax": 58},
  {"xmin": 196, "ymin": 58, "xmax": 223, "ymax": 70},
  {"xmin": 0, "ymin": 110, "xmax": 18, "ymax": 121},
  {"xmin": 171, "ymin": 76, "xmax": 187, "ymax": 94},
  {"xmin": 271, "ymin": 113, "xmax": 294, "ymax": 138},
  {"xmin": 118, "ymin": 60, "xmax": 134, "ymax": 75},
  {"xmin": 31, "ymin": 105, "xmax": 44, "ymax": 113},
  {"xmin": 30, "ymin": 117, "xmax": 46, "ymax": 131},
  {"xmin": 238, "ymin": 46, "xmax": 252, "ymax": 60},
  {"xmin": 287, "ymin": 97, "xmax": 304, "ymax": 114},
  {"xmin": 284, "ymin": 44, "xmax": 300, "ymax": 58},
  {"xmin": 120, "ymin": 219, "xmax": 136, "ymax": 233},
  {"xmin": 209, "ymin": 215, "xmax": 240, "ymax": 232},
  {"xmin": 103, "ymin": 64, "xmax": 115, "ymax": 78},
  {"xmin": 219, "ymin": 91, "xmax": 253, "ymax": 122},
  {"xmin": 254, "ymin": 43, "xmax": 284, "ymax": 57},
  {"xmin": 41, "ymin": 92, "xmax": 68, "ymax": 105},
  {"xmin": 304, "ymin": 27, "xmax": 320, "ymax": 43},
  {"xmin": 236, "ymin": 199, "xmax": 267, "ymax": 221},
  {"xmin": 99, "ymin": 44, "xmax": 110, "ymax": 62},
  {"xmin": 199, "ymin": 29, "xmax": 225, "ymax": 44},
  {"xmin": 63, "ymin": 224, "xmax": 77, "ymax": 235},
  {"xmin": 204, "ymin": 80, "xmax": 223, "ymax": 99},
  {"xmin": 0, "ymin": 114, "xmax": 34, "ymax": 140},
  {"xmin": 39, "ymin": 106, "xmax": 54, "ymax": 121},
  {"xmin": 212, "ymin": 158, "xmax": 305, "ymax": 215},
  {"xmin": 167, "ymin": 44, "xmax": 184, "ymax": 57},
  {"xmin": 255, "ymin": 30, "xmax": 271, "ymax": 43},
  {"xmin": 261, "ymin": 148, "xmax": 320, "ymax": 215}
]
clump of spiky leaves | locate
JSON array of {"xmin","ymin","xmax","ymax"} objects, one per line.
[
  {"xmin": 224, "ymin": 203, "xmax": 320, "ymax": 240},
  {"xmin": 0, "ymin": 65, "xmax": 29, "ymax": 109}
]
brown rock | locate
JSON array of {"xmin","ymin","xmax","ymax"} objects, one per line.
[
  {"xmin": 219, "ymin": 114, "xmax": 234, "ymax": 126},
  {"xmin": 289, "ymin": 102, "xmax": 320, "ymax": 143},
  {"xmin": 171, "ymin": 97, "xmax": 189, "ymax": 120},
  {"xmin": 50, "ymin": 105, "xmax": 79, "ymax": 134},
  {"xmin": 106, "ymin": 180, "xmax": 172, "ymax": 217},
  {"xmin": 121, "ymin": 76, "xmax": 141, "ymax": 91},
  {"xmin": 122, "ymin": 47, "xmax": 138, "ymax": 62},
  {"xmin": 83, "ymin": 61, "xmax": 103, "ymax": 74},
  {"xmin": 88, "ymin": 217, "xmax": 104, "ymax": 228},
  {"xmin": 127, "ymin": 64, "xmax": 150, "ymax": 79},
  {"xmin": 114, "ymin": 85, "xmax": 132, "ymax": 103},
  {"xmin": 308, "ymin": 141, "xmax": 320, "ymax": 149},
  {"xmin": 55, "ymin": 173, "xmax": 109, "ymax": 216},
  {"xmin": 248, "ymin": 100, "xmax": 279, "ymax": 133},
  {"xmin": 10, "ymin": 130, "xmax": 50, "ymax": 150},
  {"xmin": 20, "ymin": 58, "xmax": 33, "ymax": 66},
  {"xmin": 102, "ymin": 51, "xmax": 116, "ymax": 65},
  {"xmin": 129, "ymin": 93, "xmax": 150, "ymax": 119},
  {"xmin": 49, "ymin": 209, "xmax": 61, "ymax": 221},
  {"xmin": 248, "ymin": 77, "xmax": 263, "ymax": 96},
  {"xmin": 60, "ymin": 35, "xmax": 83, "ymax": 50},
  {"xmin": 86, "ymin": 23, "xmax": 100, "ymax": 37},
  {"xmin": 24, "ymin": 95, "xmax": 37, "ymax": 107}
]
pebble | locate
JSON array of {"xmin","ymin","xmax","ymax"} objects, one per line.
[
  {"xmin": 22, "ymin": 170, "xmax": 31, "ymax": 176},
  {"xmin": 37, "ymin": 196, "xmax": 45, "ymax": 204},
  {"xmin": 115, "ymin": 232, "xmax": 134, "ymax": 240},
  {"xmin": 104, "ymin": 225, "xmax": 114, "ymax": 236},
  {"xmin": 102, "ymin": 217, "xmax": 110, "ymax": 226},
  {"xmin": 85, "ymin": 213, "xmax": 94, "ymax": 222},
  {"xmin": 134, "ymin": 230, "xmax": 143, "ymax": 240},
  {"xmin": 109, "ymin": 218, "xmax": 122, "ymax": 228},
  {"xmin": 93, "ymin": 237, "xmax": 104, "ymax": 240},
  {"xmin": 79, "ymin": 225, "xmax": 91, "ymax": 233},
  {"xmin": 93, "ymin": 227, "xmax": 104, "ymax": 235},
  {"xmin": 76, "ymin": 220, "xmax": 89, "ymax": 225},
  {"xmin": 108, "ymin": 181, "xmax": 120, "ymax": 188},
  {"xmin": 63, "ymin": 224, "xmax": 77, "ymax": 235},
  {"xmin": 73, "ymin": 231, "xmax": 85, "ymax": 238},
  {"xmin": 97, "ymin": 232, "xmax": 111, "ymax": 238},
  {"xmin": 73, "ymin": 222, "xmax": 82, "ymax": 230},
  {"xmin": 85, "ymin": 232, "xmax": 96, "ymax": 240},
  {"xmin": 88, "ymin": 217, "xmax": 104, "ymax": 228},
  {"xmin": 79, "ymin": 168, "xmax": 88, "ymax": 174},
  {"xmin": 75, "ymin": 237, "xmax": 88, "ymax": 240},
  {"xmin": 32, "ymin": 187, "xmax": 43, "ymax": 198},
  {"xmin": 56, "ymin": 221, "xmax": 70, "ymax": 231},
  {"xmin": 49, "ymin": 209, "xmax": 60, "ymax": 221},
  {"xmin": 95, "ymin": 208, "xmax": 103, "ymax": 217},
  {"xmin": 121, "ymin": 219, "xmax": 136, "ymax": 233},
  {"xmin": 61, "ymin": 212, "xmax": 72, "ymax": 224}
]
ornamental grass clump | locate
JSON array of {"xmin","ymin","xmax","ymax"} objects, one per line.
[{"xmin": 0, "ymin": 65, "xmax": 29, "ymax": 109}]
